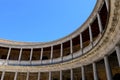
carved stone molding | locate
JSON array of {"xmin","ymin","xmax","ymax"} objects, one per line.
[{"xmin": 110, "ymin": 0, "xmax": 120, "ymax": 32}]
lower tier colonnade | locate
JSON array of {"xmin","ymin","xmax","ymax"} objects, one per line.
[{"xmin": 0, "ymin": 44, "xmax": 120, "ymax": 80}]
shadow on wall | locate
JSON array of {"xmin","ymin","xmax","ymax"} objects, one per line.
[
  {"xmin": 79, "ymin": 73, "xmax": 120, "ymax": 80},
  {"xmin": 113, "ymin": 73, "xmax": 120, "ymax": 80}
]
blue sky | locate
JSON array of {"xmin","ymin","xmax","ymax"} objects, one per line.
[{"xmin": 0, "ymin": 0, "xmax": 96, "ymax": 42}]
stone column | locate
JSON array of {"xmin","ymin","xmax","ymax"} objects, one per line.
[
  {"xmin": 105, "ymin": 0, "xmax": 109, "ymax": 12},
  {"xmin": 93, "ymin": 62, "xmax": 98, "ymax": 80},
  {"xmin": 89, "ymin": 25, "xmax": 93, "ymax": 46},
  {"xmin": 38, "ymin": 72, "xmax": 40, "ymax": 80},
  {"xmin": 61, "ymin": 44, "xmax": 63, "ymax": 61},
  {"xmin": 115, "ymin": 45, "xmax": 120, "ymax": 67},
  {"xmin": 40, "ymin": 48, "xmax": 43, "ymax": 64},
  {"xmin": 60, "ymin": 70, "xmax": 62, "ymax": 80},
  {"xmin": 80, "ymin": 33, "xmax": 83, "ymax": 49},
  {"xmin": 50, "ymin": 46, "xmax": 53, "ymax": 63},
  {"xmin": 80, "ymin": 33, "xmax": 83, "ymax": 53},
  {"xmin": 30, "ymin": 48, "xmax": 33, "ymax": 63},
  {"xmin": 81, "ymin": 66, "xmax": 85, "ymax": 80},
  {"xmin": 70, "ymin": 39, "xmax": 73, "ymax": 53},
  {"xmin": 18, "ymin": 48, "xmax": 22, "ymax": 62},
  {"xmin": 6, "ymin": 47, "xmax": 11, "ymax": 61},
  {"xmin": 104, "ymin": 56, "xmax": 113, "ymax": 80},
  {"xmin": 49, "ymin": 72, "xmax": 51, "ymax": 80},
  {"xmin": 97, "ymin": 13, "xmax": 103, "ymax": 34},
  {"xmin": 70, "ymin": 39, "xmax": 73, "ymax": 58},
  {"xmin": 1, "ymin": 71, "xmax": 5, "ymax": 80},
  {"xmin": 14, "ymin": 72, "xmax": 18, "ymax": 80},
  {"xmin": 71, "ymin": 69, "xmax": 73, "ymax": 80},
  {"xmin": 26, "ymin": 72, "xmax": 29, "ymax": 80}
]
